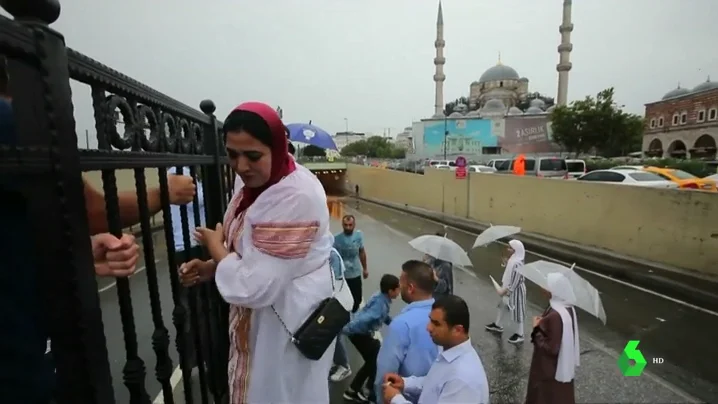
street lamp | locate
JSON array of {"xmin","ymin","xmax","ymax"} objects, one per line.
[{"xmin": 443, "ymin": 109, "xmax": 449, "ymax": 160}]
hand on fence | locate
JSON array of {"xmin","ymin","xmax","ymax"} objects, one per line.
[
  {"xmin": 91, "ymin": 233, "xmax": 139, "ymax": 278},
  {"xmin": 168, "ymin": 174, "xmax": 196, "ymax": 205},
  {"xmin": 178, "ymin": 259, "xmax": 215, "ymax": 287}
]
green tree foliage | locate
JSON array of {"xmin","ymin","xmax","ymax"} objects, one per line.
[
  {"xmin": 444, "ymin": 96, "xmax": 471, "ymax": 115},
  {"xmin": 550, "ymin": 88, "xmax": 644, "ymax": 157},
  {"xmin": 516, "ymin": 92, "xmax": 555, "ymax": 111},
  {"xmin": 301, "ymin": 144, "xmax": 326, "ymax": 157},
  {"xmin": 339, "ymin": 136, "xmax": 406, "ymax": 158}
]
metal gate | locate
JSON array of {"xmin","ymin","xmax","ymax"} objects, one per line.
[{"xmin": 0, "ymin": 2, "xmax": 233, "ymax": 402}]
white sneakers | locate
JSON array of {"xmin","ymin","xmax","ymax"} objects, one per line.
[{"xmin": 330, "ymin": 365, "xmax": 352, "ymax": 382}]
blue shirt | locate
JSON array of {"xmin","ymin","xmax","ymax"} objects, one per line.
[
  {"xmin": 333, "ymin": 230, "xmax": 364, "ymax": 279},
  {"xmin": 168, "ymin": 167, "xmax": 205, "ymax": 251},
  {"xmin": 0, "ymin": 98, "xmax": 54, "ymax": 403},
  {"xmin": 390, "ymin": 339, "xmax": 490, "ymax": 404},
  {"xmin": 374, "ymin": 298, "xmax": 439, "ymax": 404},
  {"xmin": 342, "ymin": 292, "xmax": 392, "ymax": 335}
]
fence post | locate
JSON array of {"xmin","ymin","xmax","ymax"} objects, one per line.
[
  {"xmin": 199, "ymin": 99, "xmax": 230, "ymax": 403},
  {"xmin": 2, "ymin": 0, "xmax": 114, "ymax": 402}
]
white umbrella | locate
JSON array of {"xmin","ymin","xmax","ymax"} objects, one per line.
[
  {"xmin": 409, "ymin": 235, "xmax": 472, "ymax": 267},
  {"xmin": 517, "ymin": 260, "xmax": 607, "ymax": 324},
  {"xmin": 472, "ymin": 224, "xmax": 521, "ymax": 248}
]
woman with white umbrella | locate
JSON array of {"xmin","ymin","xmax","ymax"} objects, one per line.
[
  {"xmin": 485, "ymin": 240, "xmax": 527, "ymax": 344},
  {"xmin": 525, "ymin": 272, "xmax": 579, "ymax": 404}
]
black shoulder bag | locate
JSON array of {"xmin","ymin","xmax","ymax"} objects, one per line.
[{"xmin": 272, "ymin": 264, "xmax": 351, "ymax": 360}]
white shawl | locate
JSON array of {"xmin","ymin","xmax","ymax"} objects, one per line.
[
  {"xmin": 547, "ymin": 272, "xmax": 580, "ymax": 382},
  {"xmin": 501, "ymin": 239, "xmax": 525, "ymax": 286}
]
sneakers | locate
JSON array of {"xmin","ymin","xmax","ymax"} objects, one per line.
[
  {"xmin": 484, "ymin": 322, "xmax": 504, "ymax": 333},
  {"xmin": 329, "ymin": 365, "xmax": 352, "ymax": 382},
  {"xmin": 508, "ymin": 333, "xmax": 525, "ymax": 344},
  {"xmin": 343, "ymin": 388, "xmax": 369, "ymax": 402}
]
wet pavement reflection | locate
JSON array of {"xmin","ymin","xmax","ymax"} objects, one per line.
[{"xmin": 328, "ymin": 198, "xmax": 716, "ymax": 403}]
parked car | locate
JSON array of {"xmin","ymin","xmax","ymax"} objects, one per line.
[
  {"xmin": 576, "ymin": 169, "xmax": 678, "ymax": 188},
  {"xmin": 486, "ymin": 159, "xmax": 507, "ymax": 169},
  {"xmin": 642, "ymin": 166, "xmax": 716, "ymax": 192},
  {"xmin": 496, "ymin": 157, "xmax": 569, "ymax": 179},
  {"xmin": 434, "ymin": 164, "xmax": 451, "ymax": 170},
  {"xmin": 467, "ymin": 164, "xmax": 497, "ymax": 173},
  {"xmin": 566, "ymin": 159, "xmax": 586, "ymax": 179},
  {"xmin": 611, "ymin": 165, "xmax": 646, "ymax": 171}
]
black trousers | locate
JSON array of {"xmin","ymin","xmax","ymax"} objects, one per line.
[
  {"xmin": 345, "ymin": 276, "xmax": 363, "ymax": 313},
  {"xmin": 348, "ymin": 333, "xmax": 381, "ymax": 395}
]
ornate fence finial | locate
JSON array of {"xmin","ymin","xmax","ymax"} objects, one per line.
[
  {"xmin": 199, "ymin": 99, "xmax": 216, "ymax": 115},
  {"xmin": 0, "ymin": 0, "xmax": 61, "ymax": 24}
]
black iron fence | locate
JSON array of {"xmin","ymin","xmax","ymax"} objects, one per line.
[{"xmin": 0, "ymin": 2, "xmax": 234, "ymax": 403}]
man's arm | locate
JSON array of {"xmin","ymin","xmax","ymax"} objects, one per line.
[
  {"xmin": 84, "ymin": 178, "xmax": 162, "ymax": 235},
  {"xmin": 358, "ymin": 231, "xmax": 368, "ymax": 274},
  {"xmin": 388, "ymin": 376, "xmax": 426, "ymax": 404},
  {"xmin": 374, "ymin": 321, "xmax": 410, "ymax": 404}
]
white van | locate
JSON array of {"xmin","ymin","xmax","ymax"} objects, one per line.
[{"xmin": 566, "ymin": 159, "xmax": 586, "ymax": 179}]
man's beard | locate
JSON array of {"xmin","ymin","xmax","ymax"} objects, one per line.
[{"xmin": 343, "ymin": 229, "xmax": 354, "ymax": 235}]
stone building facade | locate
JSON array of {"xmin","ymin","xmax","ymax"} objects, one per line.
[{"xmin": 643, "ymin": 79, "xmax": 718, "ymax": 159}]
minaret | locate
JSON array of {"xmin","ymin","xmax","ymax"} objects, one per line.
[
  {"xmin": 556, "ymin": 0, "xmax": 574, "ymax": 106},
  {"xmin": 433, "ymin": 2, "xmax": 446, "ymax": 117}
]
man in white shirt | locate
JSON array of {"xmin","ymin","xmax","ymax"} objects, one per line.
[{"xmin": 382, "ymin": 295, "xmax": 490, "ymax": 404}]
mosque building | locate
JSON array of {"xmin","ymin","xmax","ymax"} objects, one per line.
[{"xmin": 412, "ymin": 0, "xmax": 574, "ymax": 159}]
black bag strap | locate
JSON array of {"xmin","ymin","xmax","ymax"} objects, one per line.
[{"xmin": 272, "ymin": 258, "xmax": 336, "ymax": 338}]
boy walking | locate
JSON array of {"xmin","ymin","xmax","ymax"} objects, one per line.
[{"xmin": 342, "ymin": 274, "xmax": 400, "ymax": 403}]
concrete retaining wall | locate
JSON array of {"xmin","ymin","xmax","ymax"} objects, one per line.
[{"xmin": 345, "ymin": 164, "xmax": 718, "ymax": 277}]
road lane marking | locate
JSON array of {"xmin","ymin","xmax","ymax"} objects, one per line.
[
  {"xmin": 97, "ymin": 259, "xmax": 161, "ymax": 293},
  {"xmin": 152, "ymin": 365, "xmax": 182, "ymax": 404},
  {"xmin": 360, "ymin": 204, "xmax": 718, "ymax": 318}
]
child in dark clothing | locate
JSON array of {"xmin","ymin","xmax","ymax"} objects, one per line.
[{"xmin": 342, "ymin": 274, "xmax": 400, "ymax": 403}]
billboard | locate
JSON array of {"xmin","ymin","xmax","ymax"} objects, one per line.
[
  {"xmin": 423, "ymin": 118, "xmax": 496, "ymax": 157},
  {"xmin": 501, "ymin": 116, "xmax": 561, "ymax": 154}
]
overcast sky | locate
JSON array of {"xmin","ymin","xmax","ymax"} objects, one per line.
[{"xmin": 5, "ymin": 0, "xmax": 718, "ymax": 145}]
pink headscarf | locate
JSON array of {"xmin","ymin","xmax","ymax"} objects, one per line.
[{"xmin": 231, "ymin": 102, "xmax": 296, "ymax": 213}]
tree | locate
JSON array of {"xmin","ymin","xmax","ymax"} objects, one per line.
[
  {"xmin": 339, "ymin": 136, "xmax": 406, "ymax": 158},
  {"xmin": 516, "ymin": 92, "xmax": 555, "ymax": 111},
  {"xmin": 550, "ymin": 87, "xmax": 643, "ymax": 157},
  {"xmin": 444, "ymin": 96, "xmax": 470, "ymax": 115},
  {"xmin": 302, "ymin": 144, "xmax": 326, "ymax": 157}
]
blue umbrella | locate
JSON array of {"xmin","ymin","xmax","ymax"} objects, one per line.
[{"xmin": 286, "ymin": 123, "xmax": 338, "ymax": 150}]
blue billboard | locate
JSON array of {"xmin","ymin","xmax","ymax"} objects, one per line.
[{"xmin": 423, "ymin": 118, "xmax": 496, "ymax": 157}]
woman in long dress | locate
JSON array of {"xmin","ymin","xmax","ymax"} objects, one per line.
[
  {"xmin": 485, "ymin": 239, "xmax": 527, "ymax": 344},
  {"xmin": 179, "ymin": 102, "xmax": 334, "ymax": 403},
  {"xmin": 525, "ymin": 272, "xmax": 580, "ymax": 404}
]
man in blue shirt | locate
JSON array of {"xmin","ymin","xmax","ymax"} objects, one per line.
[
  {"xmin": 341, "ymin": 274, "xmax": 400, "ymax": 403},
  {"xmin": 374, "ymin": 260, "xmax": 439, "ymax": 404},
  {"xmin": 333, "ymin": 214, "xmax": 368, "ymax": 313}
]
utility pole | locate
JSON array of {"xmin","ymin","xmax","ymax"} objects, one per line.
[
  {"xmin": 443, "ymin": 111, "xmax": 448, "ymax": 160},
  {"xmin": 344, "ymin": 117, "xmax": 348, "ymax": 132}
]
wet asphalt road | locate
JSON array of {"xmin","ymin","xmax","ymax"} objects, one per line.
[
  {"xmin": 95, "ymin": 198, "xmax": 716, "ymax": 403},
  {"xmin": 328, "ymin": 199, "xmax": 715, "ymax": 404}
]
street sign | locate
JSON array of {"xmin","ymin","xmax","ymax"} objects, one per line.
[{"xmin": 455, "ymin": 156, "xmax": 467, "ymax": 179}]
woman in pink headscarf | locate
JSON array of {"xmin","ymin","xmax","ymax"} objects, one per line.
[{"xmin": 179, "ymin": 102, "xmax": 334, "ymax": 403}]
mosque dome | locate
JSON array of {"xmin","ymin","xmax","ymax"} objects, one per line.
[
  {"xmin": 449, "ymin": 111, "xmax": 464, "ymax": 118},
  {"xmin": 482, "ymin": 98, "xmax": 506, "ymax": 111},
  {"xmin": 692, "ymin": 78, "xmax": 718, "ymax": 93},
  {"xmin": 662, "ymin": 86, "xmax": 691, "ymax": 100},
  {"xmin": 546, "ymin": 105, "xmax": 556, "ymax": 113},
  {"xmin": 479, "ymin": 64, "xmax": 520, "ymax": 83},
  {"xmin": 507, "ymin": 106, "xmax": 523, "ymax": 115},
  {"xmin": 529, "ymin": 98, "xmax": 546, "ymax": 110},
  {"xmin": 525, "ymin": 106, "xmax": 545, "ymax": 115},
  {"xmin": 466, "ymin": 109, "xmax": 481, "ymax": 117}
]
